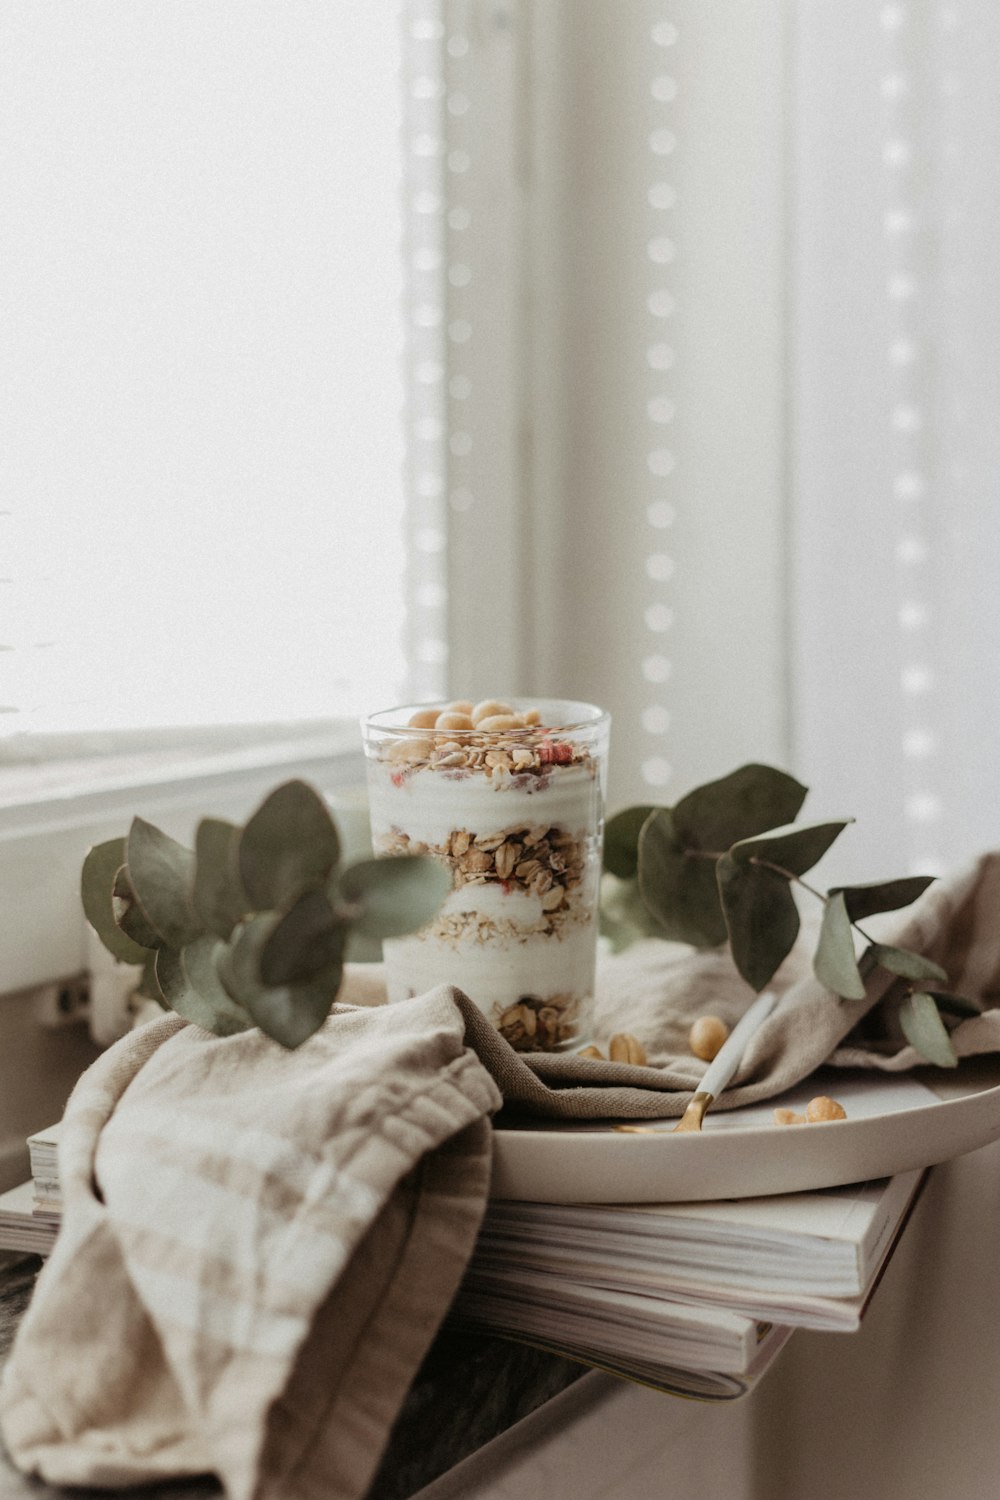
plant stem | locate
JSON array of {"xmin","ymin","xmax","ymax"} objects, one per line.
[
  {"xmin": 750, "ymin": 855, "xmax": 877, "ymax": 947},
  {"xmin": 749, "ymin": 856, "xmax": 826, "ymax": 904}
]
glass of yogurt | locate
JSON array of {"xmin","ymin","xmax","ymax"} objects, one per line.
[{"xmin": 361, "ymin": 698, "xmax": 611, "ymax": 1051}]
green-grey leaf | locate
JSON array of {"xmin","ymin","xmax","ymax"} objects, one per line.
[
  {"xmin": 728, "ymin": 820, "xmax": 851, "ymax": 878},
  {"xmin": 137, "ymin": 950, "xmax": 168, "ymax": 1007},
  {"xmin": 637, "ymin": 809, "xmax": 729, "ymax": 948},
  {"xmin": 155, "ymin": 943, "xmax": 250, "ymax": 1037},
  {"xmin": 673, "ymin": 764, "xmax": 809, "ymax": 853},
  {"xmin": 127, "ymin": 817, "xmax": 201, "ymax": 949},
  {"xmin": 599, "ymin": 873, "xmax": 662, "ymax": 953},
  {"xmin": 182, "ymin": 935, "xmax": 252, "ymax": 1033},
  {"xmin": 338, "ymin": 854, "xmax": 453, "ymax": 940},
  {"xmin": 926, "ymin": 990, "xmax": 981, "ymax": 1018},
  {"xmin": 604, "ymin": 806, "xmax": 657, "ymax": 880},
  {"xmin": 868, "ymin": 943, "xmax": 949, "ymax": 985},
  {"xmin": 344, "ymin": 928, "xmax": 385, "ymax": 963},
  {"xmin": 900, "ymin": 991, "xmax": 958, "ymax": 1068},
  {"xmin": 81, "ymin": 838, "xmax": 150, "ymax": 964},
  {"xmin": 239, "ymin": 780, "xmax": 341, "ymax": 910},
  {"xmin": 193, "ymin": 818, "xmax": 248, "ymax": 940},
  {"xmin": 830, "ymin": 875, "xmax": 936, "ymax": 922},
  {"xmin": 813, "ymin": 891, "xmax": 866, "ymax": 1000},
  {"xmin": 112, "ymin": 863, "xmax": 165, "ymax": 950},
  {"xmin": 260, "ymin": 889, "xmax": 348, "ymax": 986},
  {"xmin": 717, "ymin": 853, "xmax": 801, "ymax": 992},
  {"xmin": 219, "ymin": 915, "xmax": 340, "ymax": 1049}
]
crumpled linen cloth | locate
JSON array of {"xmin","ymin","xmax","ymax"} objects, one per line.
[
  {"xmin": 470, "ymin": 849, "xmax": 1000, "ymax": 1119},
  {"xmin": 0, "ymin": 987, "xmax": 500, "ymax": 1500}
]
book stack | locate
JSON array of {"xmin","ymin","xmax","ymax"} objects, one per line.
[
  {"xmin": 449, "ymin": 1167, "xmax": 925, "ymax": 1399},
  {"xmin": 0, "ymin": 1121, "xmax": 927, "ymax": 1402},
  {"xmin": 0, "ymin": 1123, "xmax": 61, "ymax": 1258}
]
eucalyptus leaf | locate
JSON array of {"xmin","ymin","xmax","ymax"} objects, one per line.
[
  {"xmin": 137, "ymin": 950, "xmax": 168, "ymax": 1008},
  {"xmin": 338, "ymin": 855, "xmax": 453, "ymax": 940},
  {"xmin": 260, "ymin": 889, "xmax": 348, "ymax": 986},
  {"xmin": 899, "ymin": 990, "xmax": 958, "ymax": 1068},
  {"xmin": 155, "ymin": 944, "xmax": 250, "ymax": 1037},
  {"xmin": 344, "ymin": 927, "xmax": 385, "ymax": 963},
  {"xmin": 637, "ymin": 809, "xmax": 729, "ymax": 947},
  {"xmin": 239, "ymin": 780, "xmax": 341, "ymax": 911},
  {"xmin": 813, "ymin": 892, "xmax": 866, "ymax": 1000},
  {"xmin": 127, "ymin": 817, "xmax": 201, "ymax": 949},
  {"xmin": 182, "ymin": 935, "xmax": 252, "ymax": 1033},
  {"xmin": 728, "ymin": 820, "xmax": 851, "ymax": 878},
  {"xmin": 219, "ymin": 915, "xmax": 340, "ymax": 1049},
  {"xmin": 603, "ymin": 806, "xmax": 657, "ymax": 880},
  {"xmin": 868, "ymin": 943, "xmax": 949, "ymax": 985},
  {"xmin": 193, "ymin": 818, "xmax": 248, "ymax": 940},
  {"xmin": 599, "ymin": 873, "xmax": 662, "ymax": 953},
  {"xmin": 829, "ymin": 875, "xmax": 936, "ymax": 922},
  {"xmin": 112, "ymin": 863, "xmax": 164, "ymax": 950},
  {"xmin": 673, "ymin": 764, "xmax": 808, "ymax": 853},
  {"xmin": 81, "ymin": 838, "xmax": 150, "ymax": 964},
  {"xmin": 717, "ymin": 853, "xmax": 801, "ymax": 992}
]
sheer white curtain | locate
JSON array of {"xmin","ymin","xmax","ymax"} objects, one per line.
[{"xmin": 792, "ymin": 0, "xmax": 1000, "ymax": 879}]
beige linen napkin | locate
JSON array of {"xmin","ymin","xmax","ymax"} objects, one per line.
[
  {"xmin": 304, "ymin": 854, "xmax": 1000, "ymax": 1124},
  {"xmin": 471, "ymin": 849, "xmax": 1000, "ymax": 1118},
  {"xmin": 0, "ymin": 987, "xmax": 501, "ymax": 1500},
  {"xmin": 357, "ymin": 851, "xmax": 997, "ymax": 1122}
]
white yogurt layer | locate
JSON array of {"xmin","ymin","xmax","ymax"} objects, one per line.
[
  {"xmin": 383, "ymin": 912, "xmax": 598, "ymax": 1018},
  {"xmin": 366, "ymin": 759, "xmax": 601, "ymax": 849}
]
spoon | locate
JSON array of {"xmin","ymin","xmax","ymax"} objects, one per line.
[{"xmin": 671, "ymin": 989, "xmax": 779, "ymax": 1132}]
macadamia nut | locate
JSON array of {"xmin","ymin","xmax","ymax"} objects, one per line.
[
  {"xmin": 773, "ymin": 1108, "xmax": 807, "ymax": 1126},
  {"xmin": 689, "ymin": 1015, "xmax": 729, "ymax": 1062},
  {"xmin": 806, "ymin": 1095, "xmax": 847, "ymax": 1123}
]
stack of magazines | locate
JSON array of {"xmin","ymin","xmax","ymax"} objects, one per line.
[
  {"xmin": 0, "ymin": 1122, "xmax": 61, "ymax": 1257},
  {"xmin": 0, "ymin": 1121, "xmax": 926, "ymax": 1401},
  {"xmin": 449, "ymin": 1167, "xmax": 925, "ymax": 1398}
]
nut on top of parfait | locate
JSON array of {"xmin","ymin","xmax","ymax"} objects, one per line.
[{"xmin": 376, "ymin": 698, "xmax": 594, "ymax": 779}]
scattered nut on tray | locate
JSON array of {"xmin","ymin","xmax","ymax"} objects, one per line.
[
  {"xmin": 608, "ymin": 1032, "xmax": 647, "ymax": 1065},
  {"xmin": 773, "ymin": 1108, "xmax": 807, "ymax": 1126},
  {"xmin": 689, "ymin": 1015, "xmax": 729, "ymax": 1061},
  {"xmin": 773, "ymin": 1096, "xmax": 847, "ymax": 1126}
]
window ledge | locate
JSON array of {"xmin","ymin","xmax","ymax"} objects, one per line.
[
  {"xmin": 0, "ymin": 722, "xmax": 364, "ymax": 840},
  {"xmin": 0, "ymin": 721, "xmax": 368, "ymax": 996}
]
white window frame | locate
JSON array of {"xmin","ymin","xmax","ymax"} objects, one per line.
[{"xmin": 0, "ymin": 723, "xmax": 366, "ymax": 1007}]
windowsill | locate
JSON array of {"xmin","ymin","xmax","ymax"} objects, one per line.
[
  {"xmin": 0, "ymin": 720, "xmax": 368, "ymax": 996},
  {"xmin": 0, "ymin": 721, "xmax": 364, "ymax": 837}
]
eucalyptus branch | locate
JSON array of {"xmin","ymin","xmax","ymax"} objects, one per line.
[
  {"xmin": 82, "ymin": 779, "xmax": 452, "ymax": 1051},
  {"xmin": 603, "ymin": 762, "xmax": 955, "ymax": 1067},
  {"xmin": 748, "ymin": 856, "xmax": 880, "ymax": 946},
  {"xmin": 748, "ymin": 856, "xmax": 826, "ymax": 905}
]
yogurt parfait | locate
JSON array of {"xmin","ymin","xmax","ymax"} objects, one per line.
[{"xmin": 362, "ymin": 698, "xmax": 610, "ymax": 1051}]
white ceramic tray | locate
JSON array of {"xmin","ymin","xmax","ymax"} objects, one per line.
[{"xmin": 490, "ymin": 1060, "xmax": 1000, "ymax": 1203}]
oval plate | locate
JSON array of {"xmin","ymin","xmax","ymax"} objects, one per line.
[{"xmin": 490, "ymin": 1061, "xmax": 1000, "ymax": 1202}]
